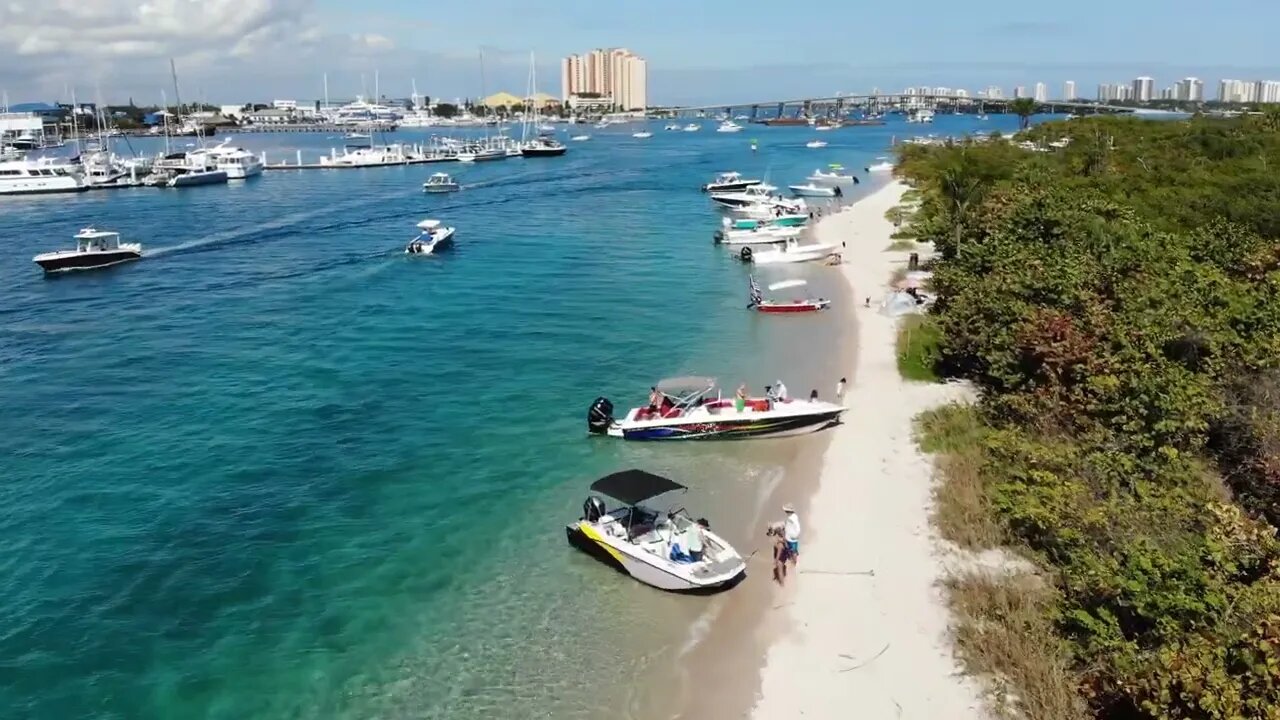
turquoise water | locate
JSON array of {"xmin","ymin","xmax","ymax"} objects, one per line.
[{"xmin": 0, "ymin": 114, "xmax": 1023, "ymax": 718}]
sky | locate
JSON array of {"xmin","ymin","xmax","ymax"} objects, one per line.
[{"xmin": 1, "ymin": 0, "xmax": 1277, "ymax": 106}]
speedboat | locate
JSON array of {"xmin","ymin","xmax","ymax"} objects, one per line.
[
  {"xmin": 664, "ymin": 123, "xmax": 681, "ymax": 131},
  {"xmin": 632, "ymin": 131, "xmax": 653, "ymax": 139},
  {"xmin": 404, "ymin": 219, "xmax": 456, "ymax": 255},
  {"xmin": 34, "ymin": 227, "xmax": 142, "ymax": 273},
  {"xmin": 789, "ymin": 183, "xmax": 842, "ymax": 198},
  {"xmin": 701, "ymin": 171, "xmax": 762, "ymax": 193},
  {"xmin": 587, "ymin": 377, "xmax": 845, "ymax": 441},
  {"xmin": 867, "ymin": 160, "xmax": 894, "ymax": 172},
  {"xmin": 716, "ymin": 120, "xmax": 744, "ymax": 133},
  {"xmin": 805, "ymin": 140, "xmax": 828, "ymax": 149},
  {"xmin": 522, "ymin": 136, "xmax": 568, "ymax": 157},
  {"xmin": 570, "ymin": 135, "xmax": 591, "ymax": 141},
  {"xmin": 815, "ymin": 124, "xmax": 834, "ymax": 132},
  {"xmin": 149, "ymin": 150, "xmax": 229, "ymax": 187},
  {"xmin": 709, "ymin": 183, "xmax": 783, "ymax": 209},
  {"xmin": 683, "ymin": 123, "xmax": 701, "ymax": 132},
  {"xmin": 730, "ymin": 198, "xmax": 808, "ymax": 220},
  {"xmin": 807, "ymin": 165, "xmax": 857, "ymax": 186},
  {"xmin": 714, "ymin": 217, "xmax": 804, "ymax": 245},
  {"xmin": 566, "ymin": 469, "xmax": 747, "ymax": 593},
  {"xmin": 748, "ymin": 276, "xmax": 831, "ymax": 313},
  {"xmin": 738, "ymin": 237, "xmax": 842, "ymax": 265},
  {"xmin": 422, "ymin": 172, "xmax": 460, "ymax": 193},
  {"xmin": 344, "ymin": 132, "xmax": 372, "ymax": 141},
  {"xmin": 729, "ymin": 214, "xmax": 808, "ymax": 229}
]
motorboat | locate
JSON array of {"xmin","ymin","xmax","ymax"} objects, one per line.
[
  {"xmin": 805, "ymin": 140, "xmax": 828, "ymax": 149},
  {"xmin": 632, "ymin": 131, "xmax": 653, "ymax": 139},
  {"xmin": 454, "ymin": 145, "xmax": 506, "ymax": 163},
  {"xmin": 714, "ymin": 217, "xmax": 803, "ymax": 245},
  {"xmin": 320, "ymin": 143, "xmax": 416, "ymax": 167},
  {"xmin": 729, "ymin": 197, "xmax": 808, "ymax": 220},
  {"xmin": 422, "ymin": 172, "xmax": 460, "ymax": 193},
  {"xmin": 716, "ymin": 120, "xmax": 744, "ymax": 133},
  {"xmin": 570, "ymin": 135, "xmax": 591, "ymax": 141},
  {"xmin": 729, "ymin": 214, "xmax": 808, "ymax": 229},
  {"xmin": 344, "ymin": 132, "xmax": 372, "ymax": 142},
  {"xmin": 709, "ymin": 183, "xmax": 783, "ymax": 209},
  {"xmin": 789, "ymin": 183, "xmax": 842, "ymax": 198},
  {"xmin": 33, "ymin": 227, "xmax": 142, "ymax": 273},
  {"xmin": 907, "ymin": 109, "xmax": 935, "ymax": 124},
  {"xmin": 566, "ymin": 469, "xmax": 747, "ymax": 593},
  {"xmin": 683, "ymin": 123, "xmax": 701, "ymax": 132},
  {"xmin": 807, "ymin": 164, "xmax": 857, "ymax": 186},
  {"xmin": 538, "ymin": 124, "xmax": 556, "ymax": 133},
  {"xmin": 867, "ymin": 160, "xmax": 894, "ymax": 172},
  {"xmin": 815, "ymin": 124, "xmax": 834, "ymax": 132},
  {"xmin": 0, "ymin": 157, "xmax": 88, "ymax": 195},
  {"xmin": 664, "ymin": 123, "xmax": 681, "ymax": 131},
  {"xmin": 738, "ymin": 237, "xmax": 843, "ymax": 265},
  {"xmin": 522, "ymin": 135, "xmax": 568, "ymax": 157},
  {"xmin": 587, "ymin": 376, "xmax": 845, "ymax": 441},
  {"xmin": 147, "ymin": 150, "xmax": 229, "ymax": 187},
  {"xmin": 701, "ymin": 171, "xmax": 762, "ymax": 193},
  {"xmin": 748, "ymin": 276, "xmax": 831, "ymax": 313},
  {"xmin": 205, "ymin": 141, "xmax": 264, "ymax": 179},
  {"xmin": 405, "ymin": 219, "xmax": 456, "ymax": 255}
]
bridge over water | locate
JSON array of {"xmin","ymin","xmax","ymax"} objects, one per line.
[{"xmin": 654, "ymin": 94, "xmax": 1135, "ymax": 120}]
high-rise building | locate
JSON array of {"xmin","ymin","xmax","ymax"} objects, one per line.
[
  {"xmin": 1175, "ymin": 77, "xmax": 1204, "ymax": 102},
  {"xmin": 560, "ymin": 48, "xmax": 647, "ymax": 110},
  {"xmin": 1097, "ymin": 83, "xmax": 1112, "ymax": 101},
  {"xmin": 985, "ymin": 85, "xmax": 1004, "ymax": 99},
  {"xmin": 1033, "ymin": 82, "xmax": 1048, "ymax": 102},
  {"xmin": 1063, "ymin": 81, "xmax": 1077, "ymax": 100},
  {"xmin": 1132, "ymin": 76, "xmax": 1155, "ymax": 102},
  {"xmin": 1014, "ymin": 85, "xmax": 1027, "ymax": 98}
]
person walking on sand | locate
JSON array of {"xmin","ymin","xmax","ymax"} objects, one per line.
[
  {"xmin": 836, "ymin": 377, "xmax": 846, "ymax": 403},
  {"xmin": 767, "ymin": 523, "xmax": 789, "ymax": 585},
  {"xmin": 783, "ymin": 504, "xmax": 801, "ymax": 568}
]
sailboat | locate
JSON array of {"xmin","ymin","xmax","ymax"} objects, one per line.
[{"xmin": 520, "ymin": 52, "xmax": 567, "ymax": 158}]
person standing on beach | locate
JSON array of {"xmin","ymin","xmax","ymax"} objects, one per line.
[
  {"xmin": 768, "ymin": 523, "xmax": 789, "ymax": 585},
  {"xmin": 836, "ymin": 377, "xmax": 846, "ymax": 403},
  {"xmin": 783, "ymin": 504, "xmax": 801, "ymax": 568}
]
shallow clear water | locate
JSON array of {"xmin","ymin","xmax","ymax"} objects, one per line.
[{"xmin": 0, "ymin": 114, "xmax": 1024, "ymax": 718}]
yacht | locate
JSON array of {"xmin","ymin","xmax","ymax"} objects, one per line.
[
  {"xmin": 708, "ymin": 183, "xmax": 783, "ymax": 209},
  {"xmin": 716, "ymin": 120, "xmax": 744, "ymax": 133},
  {"xmin": 34, "ymin": 228, "xmax": 141, "ymax": 273},
  {"xmin": 906, "ymin": 108, "xmax": 935, "ymax": 124},
  {"xmin": 327, "ymin": 97, "xmax": 401, "ymax": 127},
  {"xmin": 422, "ymin": 172, "xmax": 460, "ymax": 193},
  {"xmin": 0, "ymin": 157, "xmax": 88, "ymax": 195},
  {"xmin": 521, "ymin": 135, "xmax": 568, "ymax": 157},
  {"xmin": 147, "ymin": 150, "xmax": 228, "ymax": 187},
  {"xmin": 82, "ymin": 152, "xmax": 150, "ymax": 188},
  {"xmin": 319, "ymin": 144, "xmax": 416, "ymax": 167},
  {"xmin": 701, "ymin": 171, "xmax": 762, "ymax": 193},
  {"xmin": 206, "ymin": 141, "xmax": 264, "ymax": 179}
]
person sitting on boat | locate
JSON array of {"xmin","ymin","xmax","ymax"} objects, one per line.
[
  {"xmin": 646, "ymin": 386, "xmax": 661, "ymax": 418},
  {"xmin": 687, "ymin": 518, "xmax": 709, "ymax": 562},
  {"xmin": 774, "ymin": 380, "xmax": 789, "ymax": 402}
]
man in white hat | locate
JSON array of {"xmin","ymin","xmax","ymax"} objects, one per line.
[
  {"xmin": 783, "ymin": 503, "xmax": 801, "ymax": 566},
  {"xmin": 774, "ymin": 380, "xmax": 788, "ymax": 402}
]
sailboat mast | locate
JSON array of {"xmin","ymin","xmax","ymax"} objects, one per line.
[
  {"xmin": 161, "ymin": 89, "xmax": 170, "ymax": 155},
  {"xmin": 323, "ymin": 72, "xmax": 330, "ymax": 111}
]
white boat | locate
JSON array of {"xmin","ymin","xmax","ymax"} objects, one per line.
[
  {"xmin": 734, "ymin": 114, "xmax": 749, "ymax": 120},
  {"xmin": 716, "ymin": 121, "xmax": 744, "ymax": 133},
  {"xmin": 148, "ymin": 150, "xmax": 229, "ymax": 187},
  {"xmin": 738, "ymin": 237, "xmax": 842, "ymax": 265},
  {"xmin": 405, "ymin": 219, "xmax": 456, "ymax": 255},
  {"xmin": 567, "ymin": 469, "xmax": 746, "ymax": 593},
  {"xmin": 709, "ymin": 183, "xmax": 783, "ymax": 209},
  {"xmin": 807, "ymin": 164, "xmax": 857, "ymax": 185},
  {"xmin": 0, "ymin": 157, "xmax": 88, "ymax": 195},
  {"xmin": 587, "ymin": 377, "xmax": 845, "ymax": 441},
  {"xmin": 33, "ymin": 227, "xmax": 141, "ymax": 273},
  {"xmin": 701, "ymin": 171, "xmax": 762, "ymax": 193},
  {"xmin": 805, "ymin": 140, "xmax": 828, "ymax": 149},
  {"xmin": 422, "ymin": 172, "xmax": 460, "ymax": 193},
  {"xmin": 714, "ymin": 217, "xmax": 803, "ymax": 245},
  {"xmin": 664, "ymin": 123, "xmax": 681, "ymax": 131},
  {"xmin": 867, "ymin": 159, "xmax": 894, "ymax": 172},
  {"xmin": 749, "ymin": 277, "xmax": 832, "ymax": 314},
  {"xmin": 320, "ymin": 144, "xmax": 416, "ymax": 168},
  {"xmin": 814, "ymin": 124, "xmax": 834, "ymax": 132},
  {"xmin": 906, "ymin": 109, "xmax": 935, "ymax": 124},
  {"xmin": 632, "ymin": 131, "xmax": 653, "ymax": 138},
  {"xmin": 683, "ymin": 123, "xmax": 701, "ymax": 132},
  {"xmin": 729, "ymin": 197, "xmax": 808, "ymax": 219},
  {"xmin": 789, "ymin": 183, "xmax": 842, "ymax": 198},
  {"xmin": 343, "ymin": 132, "xmax": 372, "ymax": 142},
  {"xmin": 538, "ymin": 124, "xmax": 556, "ymax": 132},
  {"xmin": 570, "ymin": 135, "xmax": 591, "ymax": 141},
  {"xmin": 205, "ymin": 140, "xmax": 263, "ymax": 179}
]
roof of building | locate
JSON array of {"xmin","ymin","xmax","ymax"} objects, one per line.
[{"xmin": 480, "ymin": 91, "xmax": 524, "ymax": 108}]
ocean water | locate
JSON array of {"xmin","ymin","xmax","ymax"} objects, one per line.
[{"xmin": 0, "ymin": 114, "xmax": 1024, "ymax": 718}]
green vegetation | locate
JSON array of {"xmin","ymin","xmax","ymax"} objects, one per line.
[
  {"xmin": 1009, "ymin": 97, "xmax": 1038, "ymax": 130},
  {"xmin": 900, "ymin": 115, "xmax": 1280, "ymax": 719},
  {"xmin": 896, "ymin": 315, "xmax": 942, "ymax": 382},
  {"xmin": 886, "ymin": 238, "xmax": 917, "ymax": 251}
]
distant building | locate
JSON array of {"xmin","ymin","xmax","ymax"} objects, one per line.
[
  {"xmin": 1063, "ymin": 81, "xmax": 1077, "ymax": 100},
  {"xmin": 1132, "ymin": 76, "xmax": 1154, "ymax": 102},
  {"xmin": 244, "ymin": 108, "xmax": 293, "ymax": 124},
  {"xmin": 1033, "ymin": 82, "xmax": 1048, "ymax": 102},
  {"xmin": 1013, "ymin": 85, "xmax": 1027, "ymax": 98},
  {"xmin": 1175, "ymin": 78, "xmax": 1204, "ymax": 102},
  {"xmin": 561, "ymin": 48, "xmax": 646, "ymax": 110},
  {"xmin": 985, "ymin": 85, "xmax": 1004, "ymax": 100},
  {"xmin": 219, "ymin": 104, "xmax": 245, "ymax": 119},
  {"xmin": 272, "ymin": 99, "xmax": 297, "ymax": 111},
  {"xmin": 480, "ymin": 91, "xmax": 525, "ymax": 109}
]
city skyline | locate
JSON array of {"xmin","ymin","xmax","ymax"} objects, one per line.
[{"xmin": 0, "ymin": 0, "xmax": 1277, "ymax": 105}]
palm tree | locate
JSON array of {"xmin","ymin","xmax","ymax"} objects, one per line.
[
  {"xmin": 1010, "ymin": 98, "xmax": 1037, "ymax": 130},
  {"xmin": 937, "ymin": 151, "xmax": 991, "ymax": 257}
]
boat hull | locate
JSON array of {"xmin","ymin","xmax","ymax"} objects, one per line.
[
  {"xmin": 169, "ymin": 170, "xmax": 228, "ymax": 187},
  {"xmin": 702, "ymin": 181, "xmax": 760, "ymax": 193},
  {"xmin": 35, "ymin": 250, "xmax": 141, "ymax": 273},
  {"xmin": 522, "ymin": 146, "xmax": 567, "ymax": 157},
  {"xmin": 565, "ymin": 524, "xmax": 746, "ymax": 593},
  {"xmin": 612, "ymin": 408, "xmax": 843, "ymax": 441},
  {"xmin": 756, "ymin": 299, "xmax": 831, "ymax": 313}
]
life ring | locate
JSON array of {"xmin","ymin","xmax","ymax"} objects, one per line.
[{"xmin": 740, "ymin": 246, "xmax": 754, "ymax": 262}]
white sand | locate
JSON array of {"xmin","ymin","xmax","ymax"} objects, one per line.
[{"xmin": 748, "ymin": 181, "xmax": 988, "ymax": 720}]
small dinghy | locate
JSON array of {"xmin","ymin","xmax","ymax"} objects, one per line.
[
  {"xmin": 566, "ymin": 469, "xmax": 746, "ymax": 593},
  {"xmin": 404, "ymin": 219, "xmax": 456, "ymax": 255}
]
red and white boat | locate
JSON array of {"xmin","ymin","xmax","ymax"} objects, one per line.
[{"xmin": 749, "ymin": 277, "xmax": 831, "ymax": 313}]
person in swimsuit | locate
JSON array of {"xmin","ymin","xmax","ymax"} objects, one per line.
[
  {"xmin": 735, "ymin": 383, "xmax": 748, "ymax": 412},
  {"xmin": 768, "ymin": 523, "xmax": 789, "ymax": 585}
]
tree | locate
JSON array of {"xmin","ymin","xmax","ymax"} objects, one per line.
[
  {"xmin": 935, "ymin": 150, "xmax": 994, "ymax": 257},
  {"xmin": 433, "ymin": 103, "xmax": 458, "ymax": 118},
  {"xmin": 1010, "ymin": 97, "xmax": 1037, "ymax": 130}
]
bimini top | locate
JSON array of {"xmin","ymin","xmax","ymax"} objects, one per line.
[
  {"xmin": 656, "ymin": 376, "xmax": 715, "ymax": 393},
  {"xmin": 590, "ymin": 469, "xmax": 686, "ymax": 506},
  {"xmin": 416, "ymin": 219, "xmax": 442, "ymax": 230},
  {"xmin": 768, "ymin": 279, "xmax": 808, "ymax": 292}
]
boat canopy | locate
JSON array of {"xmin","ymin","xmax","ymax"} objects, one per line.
[
  {"xmin": 75, "ymin": 228, "xmax": 118, "ymax": 240},
  {"xmin": 590, "ymin": 469, "xmax": 686, "ymax": 506},
  {"xmin": 768, "ymin": 279, "xmax": 808, "ymax": 292},
  {"xmin": 416, "ymin": 219, "xmax": 442, "ymax": 230},
  {"xmin": 656, "ymin": 376, "xmax": 716, "ymax": 393}
]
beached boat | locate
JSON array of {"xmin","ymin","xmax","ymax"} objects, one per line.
[
  {"xmin": 714, "ymin": 217, "xmax": 803, "ymax": 244},
  {"xmin": 587, "ymin": 376, "xmax": 845, "ymax": 441},
  {"xmin": 566, "ymin": 469, "xmax": 746, "ymax": 593},
  {"xmin": 867, "ymin": 160, "xmax": 894, "ymax": 172},
  {"xmin": 748, "ymin": 276, "xmax": 831, "ymax": 313},
  {"xmin": 789, "ymin": 183, "xmax": 842, "ymax": 198},
  {"xmin": 422, "ymin": 172, "xmax": 460, "ymax": 193},
  {"xmin": 807, "ymin": 165, "xmax": 857, "ymax": 186},
  {"xmin": 701, "ymin": 171, "xmax": 762, "ymax": 193},
  {"xmin": 805, "ymin": 140, "xmax": 828, "ymax": 149},
  {"xmin": 729, "ymin": 214, "xmax": 808, "ymax": 229},
  {"xmin": 729, "ymin": 197, "xmax": 808, "ymax": 220},
  {"xmin": 33, "ymin": 227, "xmax": 141, "ymax": 273},
  {"xmin": 709, "ymin": 183, "xmax": 783, "ymax": 209},
  {"xmin": 738, "ymin": 237, "xmax": 842, "ymax": 265},
  {"xmin": 405, "ymin": 219, "xmax": 456, "ymax": 255}
]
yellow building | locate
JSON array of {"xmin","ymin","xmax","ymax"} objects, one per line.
[{"xmin": 480, "ymin": 91, "xmax": 561, "ymax": 110}]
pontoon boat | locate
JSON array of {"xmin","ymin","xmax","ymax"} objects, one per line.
[
  {"xmin": 587, "ymin": 377, "xmax": 844, "ymax": 441},
  {"xmin": 748, "ymin": 276, "xmax": 831, "ymax": 313},
  {"xmin": 701, "ymin": 171, "xmax": 762, "ymax": 193},
  {"xmin": 405, "ymin": 219, "xmax": 456, "ymax": 255},
  {"xmin": 567, "ymin": 469, "xmax": 746, "ymax": 593},
  {"xmin": 34, "ymin": 228, "xmax": 142, "ymax": 273}
]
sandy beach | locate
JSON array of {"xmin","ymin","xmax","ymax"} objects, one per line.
[{"xmin": 740, "ymin": 181, "xmax": 987, "ymax": 719}]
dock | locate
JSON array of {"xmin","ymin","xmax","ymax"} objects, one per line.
[{"xmin": 262, "ymin": 155, "xmax": 458, "ymax": 171}]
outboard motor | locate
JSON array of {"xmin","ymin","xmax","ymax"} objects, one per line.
[
  {"xmin": 739, "ymin": 246, "xmax": 754, "ymax": 262},
  {"xmin": 583, "ymin": 495, "xmax": 607, "ymax": 522},
  {"xmin": 587, "ymin": 396, "xmax": 614, "ymax": 435}
]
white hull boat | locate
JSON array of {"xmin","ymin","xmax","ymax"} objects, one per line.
[
  {"xmin": 422, "ymin": 172, "xmax": 460, "ymax": 193},
  {"xmin": 807, "ymin": 167, "xmax": 856, "ymax": 185},
  {"xmin": 709, "ymin": 184, "xmax": 783, "ymax": 209},
  {"xmin": 570, "ymin": 135, "xmax": 591, "ymax": 141},
  {"xmin": 701, "ymin": 171, "xmax": 762, "ymax": 193},
  {"xmin": 867, "ymin": 160, "xmax": 894, "ymax": 172},
  {"xmin": 632, "ymin": 131, "xmax": 653, "ymax": 139},
  {"xmin": 714, "ymin": 218, "xmax": 803, "ymax": 244},
  {"xmin": 789, "ymin": 183, "xmax": 842, "ymax": 198},
  {"xmin": 567, "ymin": 469, "xmax": 746, "ymax": 593},
  {"xmin": 716, "ymin": 121, "xmax": 744, "ymax": 133},
  {"xmin": 0, "ymin": 158, "xmax": 88, "ymax": 195},
  {"xmin": 405, "ymin": 219, "xmax": 456, "ymax": 255},
  {"xmin": 805, "ymin": 140, "xmax": 828, "ymax": 149},
  {"xmin": 683, "ymin": 123, "xmax": 701, "ymax": 132},
  {"xmin": 738, "ymin": 238, "xmax": 842, "ymax": 265}
]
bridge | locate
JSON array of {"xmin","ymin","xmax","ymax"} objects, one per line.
[{"xmin": 652, "ymin": 93, "xmax": 1135, "ymax": 120}]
